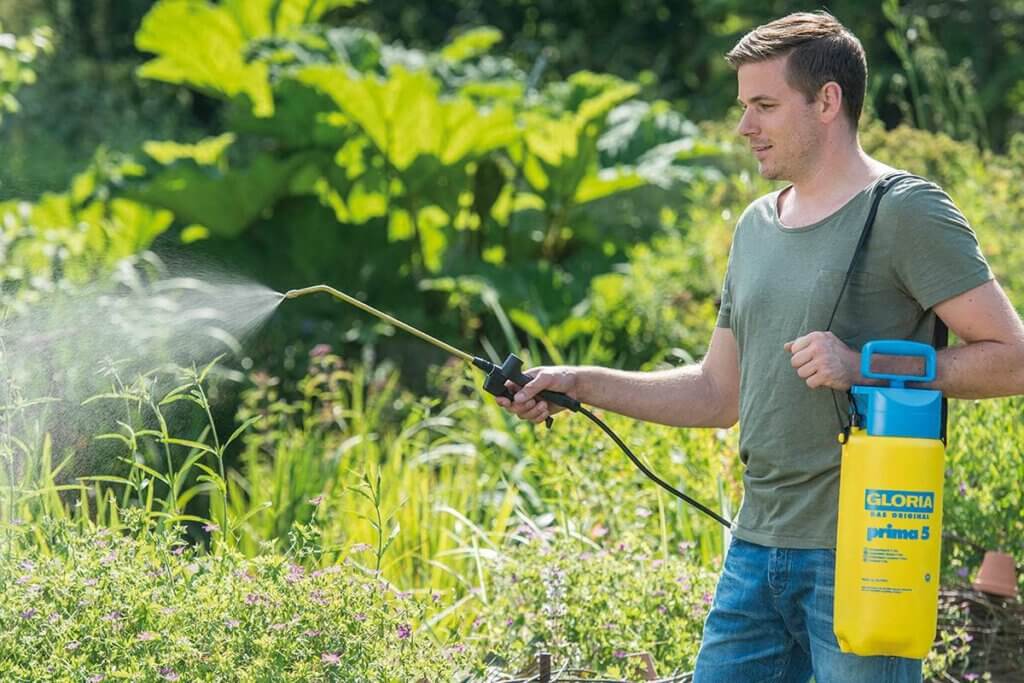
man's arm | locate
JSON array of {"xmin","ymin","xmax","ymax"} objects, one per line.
[
  {"xmin": 497, "ymin": 326, "xmax": 741, "ymax": 428},
  {"xmin": 786, "ymin": 280, "xmax": 1024, "ymax": 398},
  {"xmin": 928, "ymin": 279, "xmax": 1024, "ymax": 398}
]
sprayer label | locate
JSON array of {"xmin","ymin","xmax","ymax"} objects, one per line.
[{"xmin": 863, "ymin": 489, "xmax": 934, "ymax": 513}]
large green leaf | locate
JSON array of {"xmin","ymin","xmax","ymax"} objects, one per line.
[
  {"xmin": 441, "ymin": 27, "xmax": 503, "ymax": 64},
  {"xmin": 124, "ymin": 152, "xmax": 325, "ymax": 238},
  {"xmin": 297, "ymin": 65, "xmax": 517, "ymax": 172},
  {"xmin": 143, "ymin": 133, "xmax": 236, "ymax": 166},
  {"xmin": 135, "ymin": 0, "xmax": 273, "ymax": 116}
]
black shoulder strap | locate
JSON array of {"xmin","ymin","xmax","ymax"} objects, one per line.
[
  {"xmin": 934, "ymin": 317, "xmax": 949, "ymax": 444},
  {"xmin": 829, "ymin": 172, "xmax": 947, "ymax": 443}
]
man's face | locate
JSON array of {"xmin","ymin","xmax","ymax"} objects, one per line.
[{"xmin": 735, "ymin": 56, "xmax": 823, "ymax": 181}]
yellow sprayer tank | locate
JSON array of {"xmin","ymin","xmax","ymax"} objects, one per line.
[{"xmin": 834, "ymin": 340, "xmax": 945, "ymax": 659}]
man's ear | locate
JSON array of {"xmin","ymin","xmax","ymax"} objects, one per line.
[{"xmin": 818, "ymin": 81, "xmax": 844, "ymax": 124}]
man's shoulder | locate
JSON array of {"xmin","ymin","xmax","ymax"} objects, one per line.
[{"xmin": 736, "ymin": 191, "xmax": 779, "ymax": 228}]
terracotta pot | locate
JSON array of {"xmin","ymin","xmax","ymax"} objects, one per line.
[{"xmin": 972, "ymin": 551, "xmax": 1019, "ymax": 598}]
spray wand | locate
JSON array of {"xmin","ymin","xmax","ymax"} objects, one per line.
[{"xmin": 283, "ymin": 284, "xmax": 731, "ymax": 529}]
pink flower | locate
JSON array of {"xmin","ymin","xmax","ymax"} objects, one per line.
[
  {"xmin": 158, "ymin": 667, "xmax": 180, "ymax": 681},
  {"xmin": 137, "ymin": 631, "xmax": 157, "ymax": 642},
  {"xmin": 349, "ymin": 543, "xmax": 373, "ymax": 553},
  {"xmin": 203, "ymin": 523, "xmax": 220, "ymax": 533},
  {"xmin": 225, "ymin": 619, "xmax": 240, "ymax": 629},
  {"xmin": 310, "ymin": 344, "xmax": 332, "ymax": 358},
  {"xmin": 308, "ymin": 494, "xmax": 324, "ymax": 506},
  {"xmin": 354, "ymin": 612, "xmax": 367, "ymax": 622},
  {"xmin": 613, "ymin": 649, "xmax": 627, "ymax": 658},
  {"xmin": 321, "ymin": 652, "xmax": 341, "ymax": 666},
  {"xmin": 397, "ymin": 623, "xmax": 412, "ymax": 640}
]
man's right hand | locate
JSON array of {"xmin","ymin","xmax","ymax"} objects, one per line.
[{"xmin": 494, "ymin": 365, "xmax": 580, "ymax": 424}]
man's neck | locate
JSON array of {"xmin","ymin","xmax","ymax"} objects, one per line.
[{"xmin": 778, "ymin": 142, "xmax": 892, "ymax": 226}]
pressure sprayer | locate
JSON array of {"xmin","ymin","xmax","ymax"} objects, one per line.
[
  {"xmin": 834, "ymin": 340, "xmax": 945, "ymax": 659},
  {"xmin": 282, "ymin": 284, "xmax": 731, "ymax": 528}
]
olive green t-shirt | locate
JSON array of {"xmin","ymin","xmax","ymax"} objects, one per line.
[{"xmin": 716, "ymin": 173, "xmax": 992, "ymax": 549}]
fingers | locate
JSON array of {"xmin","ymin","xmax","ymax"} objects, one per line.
[{"xmin": 495, "ymin": 395, "xmax": 549, "ymax": 423}]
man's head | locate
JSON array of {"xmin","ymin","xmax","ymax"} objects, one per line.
[{"xmin": 727, "ymin": 12, "xmax": 867, "ymax": 181}]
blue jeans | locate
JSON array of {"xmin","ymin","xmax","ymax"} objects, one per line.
[{"xmin": 693, "ymin": 537, "xmax": 923, "ymax": 683}]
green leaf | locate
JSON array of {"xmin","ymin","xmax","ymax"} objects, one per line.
[
  {"xmin": 161, "ymin": 437, "xmax": 218, "ymax": 456},
  {"xmin": 574, "ymin": 169, "xmax": 646, "ymax": 205},
  {"xmin": 125, "ymin": 151, "xmax": 323, "ymax": 238},
  {"xmin": 441, "ymin": 27, "xmax": 503, "ymax": 63},
  {"xmin": 136, "ymin": 0, "xmax": 273, "ymax": 117},
  {"xmin": 143, "ymin": 133, "xmax": 236, "ymax": 166},
  {"xmin": 225, "ymin": 415, "xmax": 262, "ymax": 450}
]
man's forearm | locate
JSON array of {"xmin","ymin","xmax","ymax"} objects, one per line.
[
  {"xmin": 574, "ymin": 365, "xmax": 736, "ymax": 428},
  {"xmin": 931, "ymin": 341, "xmax": 1024, "ymax": 398},
  {"xmin": 865, "ymin": 340, "xmax": 1024, "ymax": 398}
]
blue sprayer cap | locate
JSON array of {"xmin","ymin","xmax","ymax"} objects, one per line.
[{"xmin": 850, "ymin": 340, "xmax": 943, "ymax": 439}]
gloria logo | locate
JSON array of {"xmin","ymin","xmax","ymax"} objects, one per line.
[{"xmin": 864, "ymin": 489, "xmax": 934, "ymax": 513}]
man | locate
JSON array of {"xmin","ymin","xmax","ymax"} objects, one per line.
[{"xmin": 495, "ymin": 11, "xmax": 1024, "ymax": 683}]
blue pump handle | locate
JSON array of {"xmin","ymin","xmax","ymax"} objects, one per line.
[{"xmin": 861, "ymin": 340, "xmax": 936, "ymax": 386}]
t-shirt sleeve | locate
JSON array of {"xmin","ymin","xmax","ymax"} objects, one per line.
[
  {"xmin": 886, "ymin": 180, "xmax": 993, "ymax": 311},
  {"xmin": 716, "ymin": 255, "xmax": 733, "ymax": 329}
]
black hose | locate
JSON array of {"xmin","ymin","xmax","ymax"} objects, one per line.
[{"xmin": 577, "ymin": 406, "xmax": 733, "ymax": 529}]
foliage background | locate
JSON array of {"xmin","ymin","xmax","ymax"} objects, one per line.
[{"xmin": 0, "ymin": 1, "xmax": 1022, "ymax": 680}]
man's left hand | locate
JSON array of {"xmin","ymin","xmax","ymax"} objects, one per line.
[{"xmin": 784, "ymin": 331, "xmax": 859, "ymax": 390}]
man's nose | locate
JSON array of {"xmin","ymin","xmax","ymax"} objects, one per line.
[{"xmin": 736, "ymin": 107, "xmax": 757, "ymax": 136}]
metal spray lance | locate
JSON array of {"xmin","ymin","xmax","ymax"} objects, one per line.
[{"xmin": 283, "ymin": 284, "xmax": 732, "ymax": 528}]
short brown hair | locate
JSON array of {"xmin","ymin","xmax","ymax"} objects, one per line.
[{"xmin": 725, "ymin": 11, "xmax": 867, "ymax": 127}]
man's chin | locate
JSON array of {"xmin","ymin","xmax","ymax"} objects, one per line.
[{"xmin": 757, "ymin": 163, "xmax": 783, "ymax": 180}]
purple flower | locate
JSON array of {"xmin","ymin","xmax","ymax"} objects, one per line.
[
  {"xmin": 613, "ymin": 649, "xmax": 627, "ymax": 658},
  {"xmin": 353, "ymin": 612, "xmax": 367, "ymax": 622},
  {"xmin": 349, "ymin": 543, "xmax": 372, "ymax": 553},
  {"xmin": 702, "ymin": 591, "xmax": 714, "ymax": 605},
  {"xmin": 225, "ymin": 619, "xmax": 240, "ymax": 629},
  {"xmin": 308, "ymin": 494, "xmax": 324, "ymax": 506},
  {"xmin": 203, "ymin": 523, "xmax": 220, "ymax": 533},
  {"xmin": 397, "ymin": 623, "xmax": 412, "ymax": 640},
  {"xmin": 635, "ymin": 506, "xmax": 652, "ymax": 518},
  {"xmin": 19, "ymin": 609, "xmax": 36, "ymax": 620},
  {"xmin": 86, "ymin": 676, "xmax": 104, "ymax": 683},
  {"xmin": 171, "ymin": 545, "xmax": 186, "ymax": 556},
  {"xmin": 244, "ymin": 593, "xmax": 261, "ymax": 606},
  {"xmin": 137, "ymin": 631, "xmax": 157, "ymax": 642},
  {"xmin": 303, "ymin": 629, "xmax": 322, "ymax": 638},
  {"xmin": 505, "ymin": 618, "xmax": 515, "ymax": 626},
  {"xmin": 964, "ymin": 675, "xmax": 979, "ymax": 682},
  {"xmin": 158, "ymin": 667, "xmax": 180, "ymax": 681},
  {"xmin": 321, "ymin": 652, "xmax": 341, "ymax": 666},
  {"xmin": 959, "ymin": 481, "xmax": 968, "ymax": 496},
  {"xmin": 310, "ymin": 344, "xmax": 332, "ymax": 358},
  {"xmin": 957, "ymin": 567, "xmax": 969, "ymax": 578},
  {"xmin": 286, "ymin": 564, "xmax": 305, "ymax": 583},
  {"xmin": 18, "ymin": 560, "xmax": 35, "ymax": 571}
]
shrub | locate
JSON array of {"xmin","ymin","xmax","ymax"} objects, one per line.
[{"xmin": 0, "ymin": 513, "xmax": 472, "ymax": 682}]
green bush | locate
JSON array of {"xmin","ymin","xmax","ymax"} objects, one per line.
[
  {"xmin": 0, "ymin": 513, "xmax": 471, "ymax": 682},
  {"xmin": 469, "ymin": 535, "xmax": 718, "ymax": 679}
]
